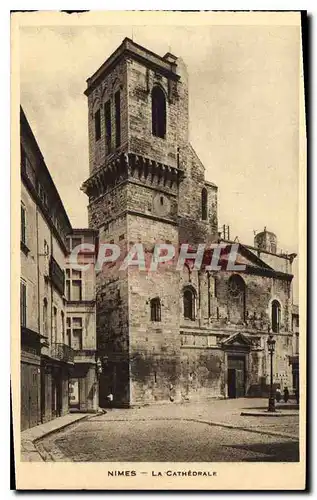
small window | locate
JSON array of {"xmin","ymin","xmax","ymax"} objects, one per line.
[
  {"xmin": 20, "ymin": 280, "xmax": 27, "ymax": 327},
  {"xmin": 21, "ymin": 204, "xmax": 26, "ymax": 245},
  {"xmin": 271, "ymin": 300, "xmax": 281, "ymax": 333},
  {"xmin": 152, "ymin": 86, "xmax": 166, "ymax": 139},
  {"xmin": 201, "ymin": 188, "xmax": 208, "ymax": 221},
  {"xmin": 115, "ymin": 91, "xmax": 121, "ymax": 148},
  {"xmin": 71, "ymin": 237, "xmax": 82, "ymax": 251},
  {"xmin": 183, "ymin": 287, "xmax": 196, "ymax": 321},
  {"xmin": 72, "ymin": 281, "xmax": 82, "ymax": 301},
  {"xmin": 104, "ymin": 100, "xmax": 112, "ymax": 154},
  {"xmin": 43, "ymin": 298, "xmax": 48, "ymax": 336},
  {"xmin": 66, "ymin": 317, "xmax": 83, "ymax": 349},
  {"xmin": 65, "ymin": 268, "xmax": 82, "ymax": 301},
  {"xmin": 150, "ymin": 297, "xmax": 161, "ymax": 322},
  {"xmin": 61, "ymin": 311, "xmax": 65, "ymax": 344},
  {"xmin": 72, "ymin": 317, "xmax": 83, "ymax": 350},
  {"xmin": 44, "ymin": 240, "xmax": 49, "ymax": 256},
  {"xmin": 95, "ymin": 109, "xmax": 101, "ymax": 141},
  {"xmin": 52, "ymin": 306, "xmax": 57, "ymax": 343},
  {"xmin": 66, "ymin": 317, "xmax": 71, "ymax": 346},
  {"xmin": 119, "ymin": 234, "xmax": 125, "ymax": 241}
]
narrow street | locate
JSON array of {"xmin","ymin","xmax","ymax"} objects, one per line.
[{"xmin": 36, "ymin": 398, "xmax": 299, "ymax": 462}]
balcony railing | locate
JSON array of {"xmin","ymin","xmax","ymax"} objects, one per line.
[
  {"xmin": 51, "ymin": 343, "xmax": 74, "ymax": 363},
  {"xmin": 49, "ymin": 256, "xmax": 65, "ymax": 296}
]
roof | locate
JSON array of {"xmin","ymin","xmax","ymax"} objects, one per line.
[
  {"xmin": 70, "ymin": 228, "xmax": 99, "ymax": 235},
  {"xmin": 85, "ymin": 37, "xmax": 180, "ymax": 96},
  {"xmin": 20, "ymin": 106, "xmax": 72, "ymax": 234},
  {"xmin": 184, "ymin": 242, "xmax": 294, "ymax": 282},
  {"xmin": 204, "ymin": 180, "xmax": 218, "ymax": 189}
]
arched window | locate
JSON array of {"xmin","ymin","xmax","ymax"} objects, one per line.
[
  {"xmin": 201, "ymin": 188, "xmax": 208, "ymax": 221},
  {"xmin": 183, "ymin": 287, "xmax": 196, "ymax": 321},
  {"xmin": 271, "ymin": 300, "xmax": 281, "ymax": 333},
  {"xmin": 152, "ymin": 86, "xmax": 166, "ymax": 139},
  {"xmin": 228, "ymin": 275, "xmax": 245, "ymax": 298},
  {"xmin": 150, "ymin": 297, "xmax": 161, "ymax": 322},
  {"xmin": 228, "ymin": 274, "xmax": 246, "ymax": 321}
]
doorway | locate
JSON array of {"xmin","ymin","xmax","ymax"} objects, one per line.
[
  {"xmin": 52, "ymin": 374, "xmax": 62, "ymax": 418},
  {"xmin": 227, "ymin": 356, "xmax": 246, "ymax": 398}
]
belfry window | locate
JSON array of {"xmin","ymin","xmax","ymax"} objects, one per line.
[
  {"xmin": 271, "ymin": 300, "xmax": 281, "ymax": 333},
  {"xmin": 94, "ymin": 109, "xmax": 101, "ymax": 142},
  {"xmin": 115, "ymin": 91, "xmax": 121, "ymax": 148},
  {"xmin": 152, "ymin": 86, "xmax": 166, "ymax": 139},
  {"xmin": 150, "ymin": 297, "xmax": 161, "ymax": 322},
  {"xmin": 183, "ymin": 287, "xmax": 196, "ymax": 321},
  {"xmin": 201, "ymin": 188, "xmax": 208, "ymax": 221},
  {"xmin": 104, "ymin": 100, "xmax": 112, "ymax": 154}
]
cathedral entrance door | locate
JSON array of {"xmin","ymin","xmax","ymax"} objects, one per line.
[
  {"xmin": 228, "ymin": 368, "xmax": 236, "ymax": 398},
  {"xmin": 227, "ymin": 356, "xmax": 246, "ymax": 398}
]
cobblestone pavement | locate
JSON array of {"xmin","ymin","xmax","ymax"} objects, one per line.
[
  {"xmin": 36, "ymin": 398, "xmax": 299, "ymax": 462},
  {"xmin": 92, "ymin": 398, "xmax": 299, "ymax": 438}
]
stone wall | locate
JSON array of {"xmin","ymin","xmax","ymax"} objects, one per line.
[
  {"xmin": 127, "ymin": 214, "xmax": 180, "ymax": 404},
  {"xmin": 180, "ymin": 348, "xmax": 225, "ymax": 401}
]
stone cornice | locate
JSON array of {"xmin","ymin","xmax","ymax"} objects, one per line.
[{"xmin": 81, "ymin": 152, "xmax": 184, "ymax": 201}]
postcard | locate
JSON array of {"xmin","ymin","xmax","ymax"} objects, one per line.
[{"xmin": 12, "ymin": 10, "xmax": 306, "ymax": 491}]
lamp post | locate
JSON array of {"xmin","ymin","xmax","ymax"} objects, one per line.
[{"xmin": 267, "ymin": 332, "xmax": 276, "ymax": 412}]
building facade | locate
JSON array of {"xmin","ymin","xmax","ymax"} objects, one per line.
[
  {"xmin": 66, "ymin": 229, "xmax": 98, "ymax": 412},
  {"xmin": 81, "ymin": 38, "xmax": 299, "ymax": 408},
  {"xmin": 20, "ymin": 108, "xmax": 98, "ymax": 430},
  {"xmin": 290, "ymin": 304, "xmax": 299, "ymax": 395}
]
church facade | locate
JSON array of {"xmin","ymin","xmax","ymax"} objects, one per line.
[{"xmin": 81, "ymin": 38, "xmax": 298, "ymax": 407}]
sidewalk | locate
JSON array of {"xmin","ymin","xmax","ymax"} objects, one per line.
[
  {"xmin": 91, "ymin": 398, "xmax": 299, "ymax": 440},
  {"xmin": 21, "ymin": 413, "xmax": 91, "ymax": 462}
]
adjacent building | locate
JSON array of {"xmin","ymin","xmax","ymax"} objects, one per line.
[
  {"xmin": 81, "ymin": 38, "xmax": 299, "ymax": 407},
  {"xmin": 20, "ymin": 108, "xmax": 98, "ymax": 431},
  {"xmin": 290, "ymin": 304, "xmax": 299, "ymax": 395},
  {"xmin": 66, "ymin": 229, "xmax": 98, "ymax": 412}
]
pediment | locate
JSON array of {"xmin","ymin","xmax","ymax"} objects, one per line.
[
  {"xmin": 221, "ymin": 332, "xmax": 252, "ymax": 347},
  {"xmin": 183, "ymin": 243, "xmax": 293, "ymax": 281}
]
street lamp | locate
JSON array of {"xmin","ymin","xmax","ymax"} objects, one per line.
[{"xmin": 267, "ymin": 332, "xmax": 276, "ymax": 412}]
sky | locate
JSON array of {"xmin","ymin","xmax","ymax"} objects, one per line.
[{"xmin": 19, "ymin": 21, "xmax": 300, "ymax": 268}]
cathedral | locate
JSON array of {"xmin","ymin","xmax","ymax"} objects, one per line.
[{"xmin": 81, "ymin": 38, "xmax": 299, "ymax": 407}]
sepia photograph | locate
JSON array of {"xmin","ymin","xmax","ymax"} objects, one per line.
[{"xmin": 12, "ymin": 10, "xmax": 306, "ymax": 490}]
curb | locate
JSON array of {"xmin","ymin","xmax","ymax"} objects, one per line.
[
  {"xmin": 240, "ymin": 411, "xmax": 299, "ymax": 418},
  {"xmin": 21, "ymin": 414, "xmax": 92, "ymax": 462},
  {"xmin": 33, "ymin": 414, "xmax": 92, "ymax": 444},
  {"xmin": 197, "ymin": 419, "xmax": 299, "ymax": 441}
]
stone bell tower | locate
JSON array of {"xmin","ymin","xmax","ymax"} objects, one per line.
[{"xmin": 82, "ymin": 38, "xmax": 218, "ymax": 406}]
